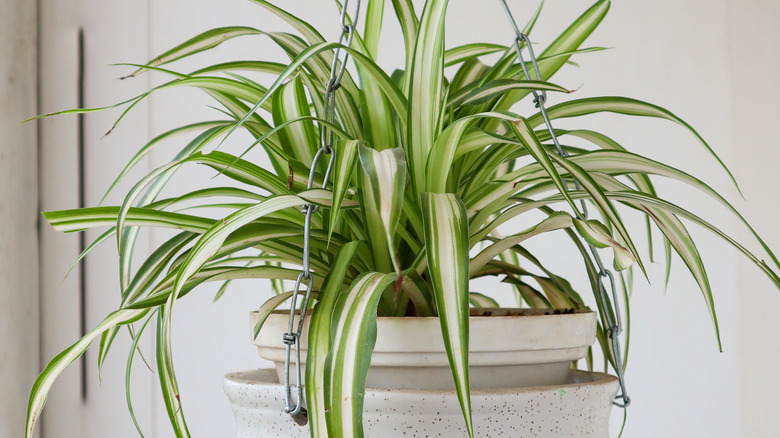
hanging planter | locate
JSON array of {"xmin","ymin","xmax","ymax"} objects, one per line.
[
  {"xmin": 230, "ymin": 308, "xmax": 615, "ymax": 436},
  {"xmin": 24, "ymin": 0, "xmax": 780, "ymax": 437},
  {"xmin": 224, "ymin": 368, "xmax": 618, "ymax": 437},
  {"xmin": 253, "ymin": 308, "xmax": 597, "ymax": 390}
]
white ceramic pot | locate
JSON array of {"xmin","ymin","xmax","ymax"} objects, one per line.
[
  {"xmin": 252, "ymin": 308, "xmax": 596, "ymax": 389},
  {"xmin": 224, "ymin": 368, "xmax": 619, "ymax": 437}
]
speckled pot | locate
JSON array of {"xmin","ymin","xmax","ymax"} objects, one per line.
[
  {"xmin": 252, "ymin": 308, "xmax": 597, "ymax": 390},
  {"xmin": 224, "ymin": 368, "xmax": 619, "ymax": 437}
]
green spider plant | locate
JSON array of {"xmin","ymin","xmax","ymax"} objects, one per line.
[{"xmin": 25, "ymin": 0, "xmax": 780, "ymax": 437}]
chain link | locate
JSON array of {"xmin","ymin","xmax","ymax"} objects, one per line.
[
  {"xmin": 498, "ymin": 0, "xmax": 630, "ymax": 408},
  {"xmin": 282, "ymin": 0, "xmax": 362, "ymax": 421}
]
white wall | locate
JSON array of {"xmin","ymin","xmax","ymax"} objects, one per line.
[
  {"xmin": 33, "ymin": 1, "xmax": 780, "ymax": 437},
  {"xmin": 0, "ymin": 1, "xmax": 39, "ymax": 437},
  {"xmin": 729, "ymin": 1, "xmax": 780, "ymax": 436}
]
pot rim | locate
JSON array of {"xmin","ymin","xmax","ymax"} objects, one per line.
[
  {"xmin": 225, "ymin": 368, "xmax": 617, "ymax": 396},
  {"xmin": 255, "ymin": 307, "xmax": 594, "ymax": 321}
]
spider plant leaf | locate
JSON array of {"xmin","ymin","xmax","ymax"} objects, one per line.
[
  {"xmin": 191, "ymin": 151, "xmax": 292, "ymax": 195},
  {"xmin": 247, "ymin": 0, "xmax": 325, "ymax": 46},
  {"xmin": 300, "ymin": 188, "xmax": 358, "ymax": 209},
  {"xmin": 572, "ymin": 218, "xmax": 635, "ymax": 270},
  {"xmin": 605, "ymin": 188, "xmax": 722, "ymax": 349},
  {"xmin": 530, "ymin": 96, "xmax": 741, "ymax": 194},
  {"xmin": 243, "ymin": 30, "xmax": 365, "ymax": 139},
  {"xmin": 330, "ymin": 140, "xmax": 361, "ymax": 239},
  {"xmin": 271, "ymin": 75, "xmax": 319, "ymax": 166},
  {"xmin": 364, "ymin": 0, "xmax": 385, "ymax": 59},
  {"xmin": 494, "ymin": 129, "xmax": 638, "ymax": 261},
  {"xmin": 124, "ymin": 312, "xmax": 155, "ymax": 437},
  {"xmin": 536, "ymin": 0, "xmax": 610, "ymax": 74},
  {"xmin": 421, "ymin": 192, "xmax": 473, "ymax": 437},
  {"xmin": 535, "ymin": 277, "xmax": 578, "ymax": 308},
  {"xmin": 43, "ymin": 207, "xmax": 214, "ymax": 233},
  {"xmin": 98, "ymin": 232, "xmax": 197, "ymax": 373},
  {"xmin": 400, "ymin": 269, "xmax": 436, "ymax": 316},
  {"xmin": 326, "ymin": 272, "xmax": 397, "ymax": 438},
  {"xmin": 156, "ymin": 309, "xmax": 190, "ymax": 437},
  {"xmin": 233, "ymin": 115, "xmax": 353, "ymax": 169},
  {"xmin": 575, "ymin": 148, "xmax": 779, "ymax": 270},
  {"xmin": 468, "ymin": 292, "xmax": 499, "ymax": 308},
  {"xmin": 358, "ymin": 145, "xmax": 407, "ymax": 276},
  {"xmin": 502, "ymin": 277, "xmax": 552, "ymax": 308},
  {"xmin": 548, "ymin": 153, "xmax": 646, "ymax": 275},
  {"xmin": 116, "ymin": 126, "xmax": 235, "ymax": 291},
  {"xmin": 427, "ymin": 111, "xmax": 522, "ymax": 194},
  {"xmin": 444, "ymin": 43, "xmax": 506, "ymax": 67},
  {"xmin": 228, "ymin": 41, "xmax": 406, "ymax": 142},
  {"xmin": 129, "ymin": 265, "xmax": 318, "ymax": 310},
  {"xmin": 390, "ymin": 0, "xmax": 418, "ymax": 94},
  {"xmin": 449, "ymin": 78, "xmax": 569, "ymax": 107},
  {"xmin": 352, "ymin": 36, "xmax": 399, "ymax": 152},
  {"xmin": 307, "ymin": 241, "xmax": 362, "ymax": 438},
  {"xmin": 149, "ymin": 76, "xmax": 273, "ymax": 111},
  {"xmin": 127, "ymin": 27, "xmax": 262, "ymax": 77},
  {"xmin": 546, "ymin": 129, "xmax": 657, "ymax": 260},
  {"xmin": 505, "ymin": 118, "xmax": 580, "ymax": 215},
  {"xmin": 170, "ymin": 196, "xmax": 306, "ymax": 305},
  {"xmin": 25, "ymin": 308, "xmax": 149, "ymax": 438},
  {"xmin": 450, "ymin": 59, "xmax": 490, "ymax": 96},
  {"xmin": 190, "ymin": 60, "xmax": 287, "ymax": 76},
  {"xmin": 426, "ymin": 117, "xmax": 480, "ymax": 193},
  {"xmin": 483, "ymin": 0, "xmax": 609, "ymax": 127},
  {"xmin": 469, "ymin": 212, "xmax": 575, "ymax": 274},
  {"xmin": 521, "ymin": 0, "xmax": 546, "ymax": 36},
  {"xmin": 101, "ymin": 121, "xmax": 231, "ymax": 204},
  {"xmin": 251, "ymin": 290, "xmax": 320, "ymax": 340},
  {"xmin": 407, "ymin": 0, "xmax": 449, "ymax": 200}
]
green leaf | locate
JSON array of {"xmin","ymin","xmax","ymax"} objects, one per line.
[
  {"xmin": 124, "ymin": 312, "xmax": 156, "ymax": 437},
  {"xmin": 469, "ymin": 292, "xmax": 499, "ymax": 308},
  {"xmin": 364, "ymin": 0, "xmax": 385, "ymax": 59},
  {"xmin": 353, "ymin": 36, "xmax": 399, "ymax": 152},
  {"xmin": 390, "ymin": 0, "xmax": 418, "ymax": 95},
  {"xmin": 573, "ymin": 218, "xmax": 635, "ymax": 270},
  {"xmin": 407, "ymin": 0, "xmax": 449, "ymax": 200},
  {"xmin": 307, "ymin": 241, "xmax": 362, "ymax": 438},
  {"xmin": 156, "ymin": 309, "xmax": 190, "ymax": 437},
  {"xmin": 330, "ymin": 140, "xmax": 361, "ymax": 240},
  {"xmin": 548, "ymin": 153, "xmax": 646, "ymax": 274},
  {"xmin": 449, "ymin": 78, "xmax": 569, "ymax": 107},
  {"xmin": 401, "ymin": 270, "xmax": 436, "ymax": 316},
  {"xmin": 252, "ymin": 290, "xmax": 319, "ymax": 340},
  {"xmin": 325, "ymin": 272, "xmax": 397, "ymax": 437},
  {"xmin": 247, "ymin": 0, "xmax": 325, "ymax": 46},
  {"xmin": 470, "ymin": 212, "xmax": 575, "ymax": 274},
  {"xmin": 227, "ymin": 41, "xmax": 406, "ymax": 148},
  {"xmin": 127, "ymin": 27, "xmax": 262, "ymax": 77},
  {"xmin": 358, "ymin": 145, "xmax": 407, "ymax": 277},
  {"xmin": 444, "ymin": 43, "xmax": 506, "ymax": 67},
  {"xmin": 529, "ymin": 96, "xmax": 741, "ymax": 194},
  {"xmin": 170, "ymin": 195, "xmax": 307, "ymax": 304},
  {"xmin": 483, "ymin": 0, "xmax": 610, "ymax": 129},
  {"xmin": 43, "ymin": 207, "xmax": 214, "ymax": 233},
  {"xmin": 100, "ymin": 121, "xmax": 231, "ymax": 204},
  {"xmin": 421, "ymin": 192, "xmax": 473, "ymax": 437},
  {"xmin": 272, "ymin": 75, "xmax": 319, "ymax": 166},
  {"xmin": 25, "ymin": 308, "xmax": 148, "ymax": 438}
]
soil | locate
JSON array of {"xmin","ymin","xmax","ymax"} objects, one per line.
[{"xmin": 469, "ymin": 307, "xmax": 584, "ymax": 317}]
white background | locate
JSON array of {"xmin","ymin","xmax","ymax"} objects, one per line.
[{"xmin": 23, "ymin": 0, "xmax": 780, "ymax": 437}]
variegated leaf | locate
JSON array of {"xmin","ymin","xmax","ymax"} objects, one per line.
[{"xmin": 421, "ymin": 192, "xmax": 473, "ymax": 437}]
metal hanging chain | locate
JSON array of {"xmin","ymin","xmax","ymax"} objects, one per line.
[
  {"xmin": 498, "ymin": 0, "xmax": 630, "ymax": 408},
  {"xmin": 282, "ymin": 0, "xmax": 362, "ymax": 420}
]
